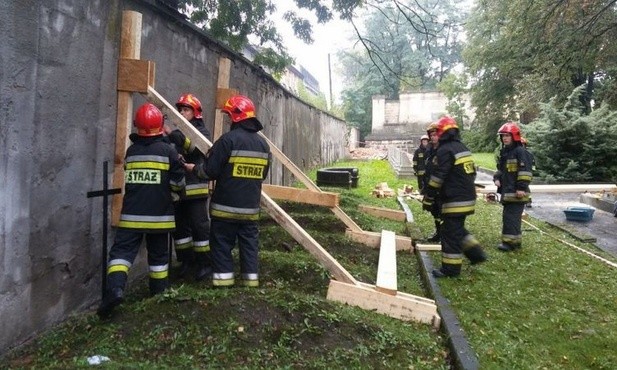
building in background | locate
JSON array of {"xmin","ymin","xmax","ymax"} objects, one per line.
[{"xmin": 242, "ymin": 44, "xmax": 321, "ymax": 97}]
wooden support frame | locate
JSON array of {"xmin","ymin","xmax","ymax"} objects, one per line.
[
  {"xmin": 143, "ymin": 86, "xmax": 438, "ymax": 326},
  {"xmin": 110, "ymin": 10, "xmax": 439, "ymax": 324},
  {"xmin": 327, "ymin": 280, "xmax": 441, "ymax": 328},
  {"xmin": 257, "ymin": 132, "xmax": 364, "ymax": 233},
  {"xmin": 345, "ymin": 229, "xmax": 414, "ymax": 251},
  {"xmin": 262, "ymin": 184, "xmax": 339, "ymax": 207},
  {"xmin": 213, "ymin": 58, "xmax": 232, "ymax": 141},
  {"xmin": 375, "ymin": 230, "xmax": 397, "ymax": 295},
  {"xmin": 359, "ymin": 204, "xmax": 406, "ymax": 222},
  {"xmin": 111, "ymin": 10, "xmax": 143, "ymax": 226},
  {"xmin": 117, "ymin": 59, "xmax": 155, "ymax": 93}
]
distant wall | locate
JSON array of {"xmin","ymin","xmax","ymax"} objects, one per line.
[{"xmin": 0, "ymin": 0, "xmax": 356, "ymax": 354}]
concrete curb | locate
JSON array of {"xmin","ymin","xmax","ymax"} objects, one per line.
[{"xmin": 418, "ymin": 251, "xmax": 480, "ymax": 370}]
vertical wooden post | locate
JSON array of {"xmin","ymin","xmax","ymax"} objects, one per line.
[
  {"xmin": 213, "ymin": 57, "xmax": 231, "ymax": 141},
  {"xmin": 111, "ymin": 11, "xmax": 142, "ymax": 226}
]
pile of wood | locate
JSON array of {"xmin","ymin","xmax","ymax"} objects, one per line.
[{"xmin": 372, "ymin": 182, "xmax": 396, "ymax": 198}]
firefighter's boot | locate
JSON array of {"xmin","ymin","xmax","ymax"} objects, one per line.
[
  {"xmin": 97, "ymin": 287, "xmax": 124, "ymax": 318},
  {"xmin": 432, "ymin": 263, "xmax": 460, "ymax": 278},
  {"xmin": 175, "ymin": 249, "xmax": 195, "ymax": 278},
  {"xmin": 194, "ymin": 252, "xmax": 213, "ymax": 281},
  {"xmin": 97, "ymin": 271, "xmax": 127, "ymax": 318},
  {"xmin": 464, "ymin": 246, "xmax": 487, "ymax": 265},
  {"xmin": 149, "ymin": 277, "xmax": 169, "ymax": 296}
]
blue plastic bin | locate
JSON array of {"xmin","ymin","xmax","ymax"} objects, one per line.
[{"xmin": 563, "ymin": 207, "xmax": 595, "ymax": 222}]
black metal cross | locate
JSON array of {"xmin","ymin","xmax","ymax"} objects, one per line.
[{"xmin": 87, "ymin": 161, "xmax": 121, "ymax": 297}]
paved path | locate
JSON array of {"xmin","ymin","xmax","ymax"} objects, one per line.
[{"xmin": 476, "ymin": 171, "xmax": 617, "ymax": 258}]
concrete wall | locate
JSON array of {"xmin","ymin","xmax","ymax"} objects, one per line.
[
  {"xmin": 0, "ymin": 0, "xmax": 355, "ymax": 354},
  {"xmin": 372, "ymin": 92, "xmax": 475, "ymax": 129}
]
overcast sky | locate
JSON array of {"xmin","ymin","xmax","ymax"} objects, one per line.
[{"xmin": 272, "ymin": 1, "xmax": 356, "ymax": 105}]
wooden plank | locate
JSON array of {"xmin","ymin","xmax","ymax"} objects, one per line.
[
  {"xmin": 117, "ymin": 59, "xmax": 154, "ymax": 93},
  {"xmin": 375, "ymin": 230, "xmax": 397, "ymax": 295},
  {"xmin": 345, "ymin": 229, "xmax": 413, "ymax": 251},
  {"xmin": 359, "ymin": 204, "xmax": 406, "ymax": 222},
  {"xmin": 260, "ymin": 193, "xmax": 357, "ymax": 284},
  {"xmin": 215, "ymin": 87, "xmax": 238, "ymax": 109},
  {"xmin": 262, "ymin": 184, "xmax": 339, "ymax": 207},
  {"xmin": 327, "ymin": 280, "xmax": 441, "ymax": 328},
  {"xmin": 477, "ymin": 183, "xmax": 617, "ymax": 194},
  {"xmin": 415, "ymin": 243, "xmax": 441, "ymax": 251},
  {"xmin": 111, "ymin": 10, "xmax": 142, "ymax": 226},
  {"xmin": 258, "ymin": 131, "xmax": 363, "ymax": 232},
  {"xmin": 213, "ymin": 57, "xmax": 231, "ymax": 141},
  {"xmin": 145, "ymin": 86, "xmax": 356, "ymax": 285}
]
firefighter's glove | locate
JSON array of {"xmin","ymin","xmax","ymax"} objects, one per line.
[
  {"xmin": 168, "ymin": 130, "xmax": 185, "ymax": 148},
  {"xmin": 422, "ymin": 196, "xmax": 434, "ymax": 212}
]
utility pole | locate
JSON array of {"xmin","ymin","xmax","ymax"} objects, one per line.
[{"xmin": 328, "ymin": 53, "xmax": 333, "ymax": 110}]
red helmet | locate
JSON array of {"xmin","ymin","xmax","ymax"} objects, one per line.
[
  {"xmin": 498, "ymin": 122, "xmax": 522, "ymax": 142},
  {"xmin": 176, "ymin": 93, "xmax": 203, "ymax": 119},
  {"xmin": 222, "ymin": 95, "xmax": 256, "ymax": 123},
  {"xmin": 435, "ymin": 116, "xmax": 459, "ymax": 138},
  {"xmin": 134, "ymin": 103, "xmax": 164, "ymax": 137}
]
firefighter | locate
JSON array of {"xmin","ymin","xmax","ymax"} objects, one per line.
[
  {"xmin": 97, "ymin": 103, "xmax": 185, "ymax": 317},
  {"xmin": 166, "ymin": 93, "xmax": 213, "ymax": 281},
  {"xmin": 412, "ymin": 134, "xmax": 430, "ymax": 193},
  {"xmin": 422, "ymin": 123, "xmax": 441, "ymax": 242},
  {"xmin": 201, "ymin": 95, "xmax": 271, "ymax": 287},
  {"xmin": 422, "ymin": 116, "xmax": 487, "ymax": 278},
  {"xmin": 493, "ymin": 122, "xmax": 533, "ymax": 251}
]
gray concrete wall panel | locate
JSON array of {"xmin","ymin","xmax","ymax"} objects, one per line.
[{"xmin": 0, "ymin": 0, "xmax": 354, "ymax": 354}]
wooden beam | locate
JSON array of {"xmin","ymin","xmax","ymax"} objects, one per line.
[
  {"xmin": 359, "ymin": 204, "xmax": 406, "ymax": 222},
  {"xmin": 117, "ymin": 59, "xmax": 155, "ymax": 93},
  {"xmin": 258, "ymin": 132, "xmax": 364, "ymax": 232},
  {"xmin": 213, "ymin": 57, "xmax": 231, "ymax": 141},
  {"xmin": 327, "ymin": 280, "xmax": 441, "ymax": 328},
  {"xmin": 477, "ymin": 183, "xmax": 617, "ymax": 194},
  {"xmin": 111, "ymin": 10, "xmax": 142, "ymax": 226},
  {"xmin": 262, "ymin": 184, "xmax": 339, "ymax": 207},
  {"xmin": 415, "ymin": 243, "xmax": 441, "ymax": 251},
  {"xmin": 345, "ymin": 229, "xmax": 413, "ymax": 252},
  {"xmin": 260, "ymin": 193, "xmax": 357, "ymax": 284},
  {"xmin": 375, "ymin": 230, "xmax": 397, "ymax": 295},
  {"xmin": 215, "ymin": 87, "xmax": 238, "ymax": 109}
]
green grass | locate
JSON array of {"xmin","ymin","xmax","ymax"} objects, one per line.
[
  {"xmin": 473, "ymin": 152, "xmax": 497, "ymax": 170},
  {"xmin": 3, "ymin": 158, "xmax": 617, "ymax": 369}
]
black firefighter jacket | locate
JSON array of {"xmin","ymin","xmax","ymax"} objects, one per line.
[
  {"xmin": 119, "ymin": 134, "xmax": 186, "ymax": 232},
  {"xmin": 204, "ymin": 118, "xmax": 271, "ymax": 223},
  {"xmin": 168, "ymin": 118, "xmax": 211, "ymax": 200},
  {"xmin": 493, "ymin": 144, "xmax": 533, "ymax": 203},
  {"xmin": 425, "ymin": 130, "xmax": 477, "ymax": 217}
]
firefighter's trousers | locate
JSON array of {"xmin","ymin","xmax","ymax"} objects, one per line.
[
  {"xmin": 210, "ymin": 219, "xmax": 259, "ymax": 288},
  {"xmin": 106, "ymin": 229, "xmax": 170, "ymax": 295},
  {"xmin": 501, "ymin": 202, "xmax": 525, "ymax": 248}
]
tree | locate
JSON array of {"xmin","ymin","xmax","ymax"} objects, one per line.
[
  {"xmin": 177, "ymin": 0, "xmax": 363, "ymax": 74},
  {"xmin": 525, "ymin": 86, "xmax": 617, "ymax": 183},
  {"xmin": 464, "ymin": 0, "xmax": 617, "ymax": 146},
  {"xmin": 350, "ymin": 0, "xmax": 467, "ymax": 96},
  {"xmin": 337, "ymin": 0, "xmax": 467, "ymax": 140}
]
